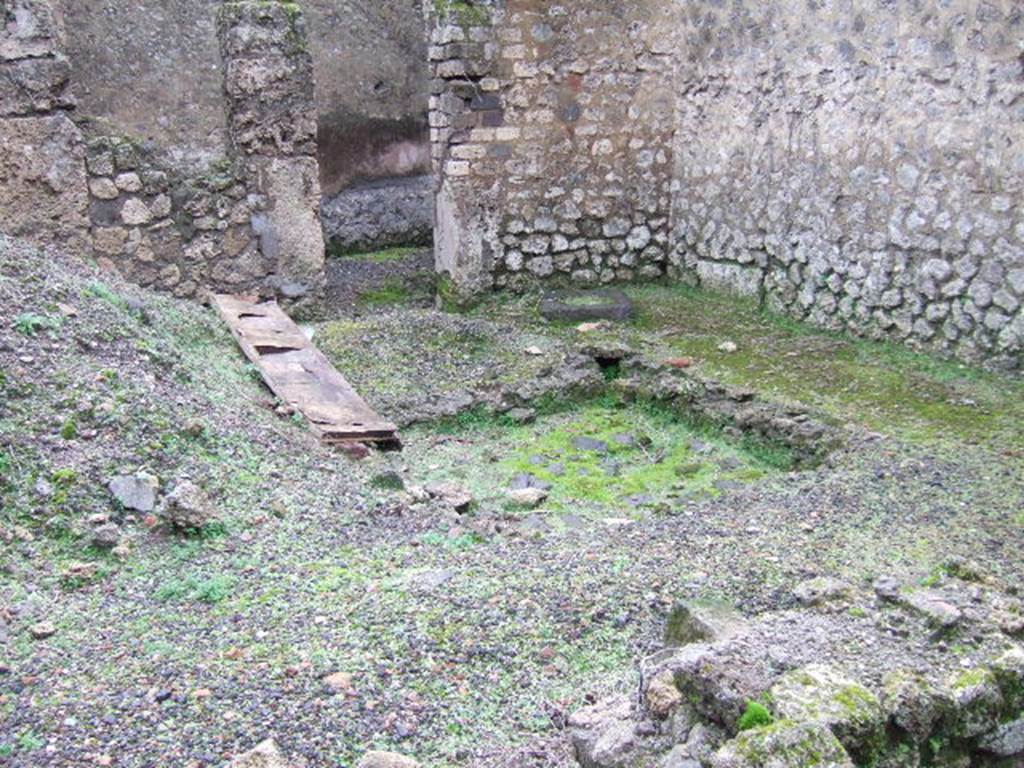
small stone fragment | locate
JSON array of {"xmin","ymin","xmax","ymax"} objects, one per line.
[
  {"xmin": 508, "ymin": 487, "xmax": 548, "ymax": 508},
  {"xmin": 645, "ymin": 672, "xmax": 683, "ymax": 718},
  {"xmin": 108, "ymin": 472, "xmax": 159, "ymax": 512},
  {"xmin": 900, "ymin": 589, "xmax": 962, "ymax": 629},
  {"xmin": 323, "ymin": 671, "xmax": 353, "ymax": 693},
  {"xmin": 569, "ymin": 695, "xmax": 639, "ymax": 768},
  {"xmin": 872, "ymin": 575, "xmax": 902, "ymax": 602},
  {"xmin": 90, "ymin": 522, "xmax": 121, "ymax": 549},
  {"xmin": 665, "ymin": 600, "xmax": 746, "ymax": 647},
  {"xmin": 573, "ymin": 436, "xmax": 609, "ymax": 453},
  {"xmin": 717, "ymin": 341, "xmax": 738, "ymax": 353},
  {"xmin": 29, "ymin": 622, "xmax": 57, "ymax": 640},
  {"xmin": 425, "ymin": 482, "xmax": 473, "ymax": 513},
  {"xmin": 504, "ymin": 407, "xmax": 536, "ymax": 424},
  {"xmin": 793, "ymin": 576, "xmax": 852, "ymax": 607},
  {"xmin": 229, "ymin": 738, "xmax": 288, "ymax": 768},
  {"xmin": 160, "ymin": 480, "xmax": 217, "ymax": 529},
  {"xmin": 356, "ymin": 752, "xmax": 420, "ymax": 768}
]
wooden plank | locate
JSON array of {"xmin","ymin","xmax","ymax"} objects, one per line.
[{"xmin": 212, "ymin": 294, "xmax": 399, "ymax": 447}]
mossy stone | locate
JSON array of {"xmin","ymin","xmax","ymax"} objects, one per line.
[{"xmin": 713, "ymin": 719, "xmax": 854, "ymax": 767}]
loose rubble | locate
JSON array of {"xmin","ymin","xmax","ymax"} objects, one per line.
[{"xmin": 569, "ymin": 567, "xmax": 1024, "ymax": 767}]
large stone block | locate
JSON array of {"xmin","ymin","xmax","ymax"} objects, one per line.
[
  {"xmin": 0, "ymin": 0, "xmax": 61, "ymax": 61},
  {"xmin": 0, "ymin": 112, "xmax": 87, "ymax": 250},
  {"xmin": 252, "ymin": 156, "xmax": 325, "ymax": 295},
  {"xmin": 696, "ymin": 260, "xmax": 764, "ymax": 299},
  {"xmin": 0, "ymin": 54, "xmax": 73, "ymax": 115}
]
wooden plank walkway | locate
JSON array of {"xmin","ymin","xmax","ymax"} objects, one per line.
[{"xmin": 212, "ymin": 294, "xmax": 399, "ymax": 447}]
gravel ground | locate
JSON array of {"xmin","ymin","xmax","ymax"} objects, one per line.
[
  {"xmin": 0, "ymin": 235, "xmax": 1022, "ymax": 767},
  {"xmin": 324, "ymin": 248, "xmax": 435, "ymax": 316}
]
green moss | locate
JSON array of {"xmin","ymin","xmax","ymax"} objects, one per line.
[
  {"xmin": 433, "ymin": 0, "xmax": 491, "ymax": 26},
  {"xmin": 520, "ymin": 282, "xmax": 1024, "ymax": 454},
  {"xmin": 728, "ymin": 719, "xmax": 850, "ymax": 766},
  {"xmin": 737, "ymin": 700, "xmax": 774, "ymax": 731},
  {"xmin": 406, "ymin": 396, "xmax": 789, "ymax": 520},
  {"xmin": 358, "ymin": 280, "xmax": 413, "ymax": 308},
  {"xmin": 952, "ymin": 667, "xmax": 995, "ymax": 691}
]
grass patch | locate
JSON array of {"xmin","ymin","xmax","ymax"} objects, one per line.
[
  {"xmin": 330, "ymin": 245, "xmax": 425, "ymax": 263},
  {"xmin": 358, "ymin": 279, "xmax": 413, "ymax": 308},
  {"xmin": 155, "ymin": 573, "xmax": 236, "ymax": 604},
  {"xmin": 85, "ymin": 280, "xmax": 128, "ymax": 310}
]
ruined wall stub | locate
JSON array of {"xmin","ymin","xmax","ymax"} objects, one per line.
[
  {"xmin": 668, "ymin": 0, "xmax": 1024, "ymax": 370},
  {"xmin": 218, "ymin": 0, "xmax": 326, "ymax": 299},
  {"xmin": 426, "ymin": 0, "xmax": 676, "ymax": 297},
  {"xmin": 80, "ymin": 1, "xmax": 325, "ymax": 301},
  {"xmin": 0, "ymin": 0, "xmax": 87, "ymax": 251},
  {"xmin": 58, "ymin": 0, "xmax": 229, "ymax": 173}
]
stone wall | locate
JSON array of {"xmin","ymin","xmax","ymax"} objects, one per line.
[
  {"xmin": 305, "ymin": 0, "xmax": 430, "ymax": 196},
  {"xmin": 669, "ymin": 0, "xmax": 1024, "ymax": 369},
  {"xmin": 0, "ymin": 0, "xmax": 87, "ymax": 251},
  {"xmin": 57, "ymin": 0, "xmax": 430, "ymax": 193},
  {"xmin": 428, "ymin": 0, "xmax": 676, "ymax": 295},
  {"xmin": 321, "ymin": 175, "xmax": 433, "ymax": 254},
  {"xmin": 218, "ymin": 0, "xmax": 326, "ymax": 298},
  {"xmin": 0, "ymin": 0, "xmax": 326, "ymax": 301},
  {"xmin": 57, "ymin": 0, "xmax": 229, "ymax": 172},
  {"xmin": 429, "ymin": 0, "xmax": 1023, "ymax": 369}
]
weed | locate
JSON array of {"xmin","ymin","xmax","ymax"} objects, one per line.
[
  {"xmin": 433, "ymin": 0, "xmax": 491, "ymax": 25},
  {"xmin": 244, "ymin": 363, "xmax": 263, "ymax": 383},
  {"xmin": 85, "ymin": 281, "xmax": 128, "ymax": 310},
  {"xmin": 16, "ymin": 731, "xmax": 44, "ymax": 751},
  {"xmin": 60, "ymin": 416, "xmax": 78, "ymax": 440},
  {"xmin": 13, "ymin": 312, "xmax": 61, "ymax": 337},
  {"xmin": 329, "ymin": 244, "xmax": 425, "ymax": 262}
]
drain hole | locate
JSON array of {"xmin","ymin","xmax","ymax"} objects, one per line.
[{"xmin": 594, "ymin": 356, "xmax": 623, "ymax": 381}]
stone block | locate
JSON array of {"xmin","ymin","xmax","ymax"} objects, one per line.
[
  {"xmin": 0, "ymin": 55, "xmax": 73, "ymax": 115},
  {"xmin": 696, "ymin": 260, "xmax": 764, "ymax": 298},
  {"xmin": 0, "ymin": 112, "xmax": 87, "ymax": 250}
]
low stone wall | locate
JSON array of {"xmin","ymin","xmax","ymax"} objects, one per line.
[{"xmin": 321, "ymin": 175, "xmax": 433, "ymax": 254}]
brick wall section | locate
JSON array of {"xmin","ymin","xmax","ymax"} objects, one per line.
[
  {"xmin": 0, "ymin": 0, "xmax": 87, "ymax": 251},
  {"xmin": 428, "ymin": 0, "xmax": 676, "ymax": 295},
  {"xmin": 669, "ymin": 0, "xmax": 1024, "ymax": 370}
]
